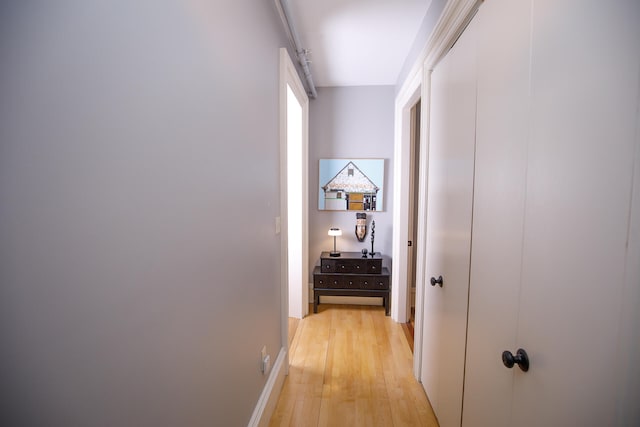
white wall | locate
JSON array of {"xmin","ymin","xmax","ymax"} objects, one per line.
[
  {"xmin": 287, "ymin": 84, "xmax": 305, "ymax": 318},
  {"xmin": 309, "ymin": 86, "xmax": 395, "ymax": 277},
  {"xmin": 0, "ymin": 1, "xmax": 286, "ymax": 425}
]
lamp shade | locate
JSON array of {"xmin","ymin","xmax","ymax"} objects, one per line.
[{"xmin": 328, "ymin": 228, "xmax": 342, "ymax": 236}]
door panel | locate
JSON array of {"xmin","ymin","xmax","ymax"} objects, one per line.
[
  {"xmin": 425, "ymin": 1, "xmax": 640, "ymax": 426},
  {"xmin": 462, "ymin": 1, "xmax": 531, "ymax": 425},
  {"xmin": 514, "ymin": 1, "xmax": 640, "ymax": 425},
  {"xmin": 420, "ymin": 15, "xmax": 479, "ymax": 427}
]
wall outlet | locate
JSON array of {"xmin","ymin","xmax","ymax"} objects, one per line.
[
  {"xmin": 275, "ymin": 217, "xmax": 281, "ymax": 234},
  {"xmin": 261, "ymin": 345, "xmax": 270, "ymax": 375}
]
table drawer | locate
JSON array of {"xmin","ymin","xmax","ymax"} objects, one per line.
[
  {"xmin": 320, "ymin": 258, "xmax": 382, "ymax": 274},
  {"xmin": 314, "ymin": 274, "xmax": 345, "ymax": 289},
  {"xmin": 357, "ymin": 275, "xmax": 389, "ymax": 290},
  {"xmin": 315, "ymin": 274, "xmax": 389, "ymax": 290}
]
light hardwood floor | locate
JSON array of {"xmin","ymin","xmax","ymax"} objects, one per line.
[{"xmin": 270, "ymin": 304, "xmax": 439, "ymax": 427}]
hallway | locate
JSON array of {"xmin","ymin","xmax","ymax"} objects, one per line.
[{"xmin": 269, "ymin": 305, "xmax": 438, "ymax": 426}]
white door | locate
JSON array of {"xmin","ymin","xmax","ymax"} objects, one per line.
[
  {"xmin": 461, "ymin": 0, "xmax": 530, "ymax": 424},
  {"xmin": 514, "ymin": 0, "xmax": 639, "ymax": 424},
  {"xmin": 463, "ymin": 0, "xmax": 640, "ymax": 425},
  {"xmin": 420, "ymin": 15, "xmax": 478, "ymax": 427}
]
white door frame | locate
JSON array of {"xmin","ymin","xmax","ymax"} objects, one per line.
[
  {"xmin": 279, "ymin": 48, "xmax": 309, "ymax": 351},
  {"xmin": 391, "ymin": 0, "xmax": 482, "ymax": 379},
  {"xmin": 392, "ymin": 70, "xmax": 423, "ymax": 323}
]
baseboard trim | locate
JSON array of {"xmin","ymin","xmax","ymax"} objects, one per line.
[{"xmin": 247, "ymin": 346, "xmax": 287, "ymax": 427}]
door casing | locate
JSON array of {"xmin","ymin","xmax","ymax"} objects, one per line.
[{"xmin": 279, "ymin": 48, "xmax": 309, "ymax": 349}]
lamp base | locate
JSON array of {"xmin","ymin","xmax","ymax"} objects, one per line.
[{"xmin": 329, "ymin": 251, "xmax": 341, "ymax": 257}]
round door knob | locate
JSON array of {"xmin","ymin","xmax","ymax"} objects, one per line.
[
  {"xmin": 430, "ymin": 275, "xmax": 443, "ymax": 287},
  {"xmin": 502, "ymin": 348, "xmax": 529, "ymax": 372}
]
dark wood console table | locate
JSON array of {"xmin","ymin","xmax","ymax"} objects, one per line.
[{"xmin": 312, "ymin": 251, "xmax": 390, "ymax": 315}]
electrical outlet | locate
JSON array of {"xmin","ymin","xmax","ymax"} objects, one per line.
[
  {"xmin": 261, "ymin": 345, "xmax": 270, "ymax": 375},
  {"xmin": 275, "ymin": 217, "xmax": 281, "ymax": 234}
]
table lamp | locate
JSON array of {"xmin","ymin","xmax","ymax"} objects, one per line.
[{"xmin": 328, "ymin": 227, "xmax": 342, "ymax": 257}]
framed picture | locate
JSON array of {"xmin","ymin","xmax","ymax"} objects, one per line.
[{"xmin": 318, "ymin": 158, "xmax": 384, "ymax": 211}]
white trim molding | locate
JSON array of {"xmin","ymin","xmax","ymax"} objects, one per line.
[
  {"xmin": 279, "ymin": 47, "xmax": 310, "ymax": 322},
  {"xmin": 391, "ymin": 0, "xmax": 483, "ymax": 380},
  {"xmin": 391, "ymin": 69, "xmax": 423, "ymax": 322},
  {"xmin": 247, "ymin": 347, "xmax": 287, "ymax": 427},
  {"xmin": 423, "ymin": 0, "xmax": 483, "ymax": 70},
  {"xmin": 412, "ymin": 69, "xmax": 433, "ymax": 381}
]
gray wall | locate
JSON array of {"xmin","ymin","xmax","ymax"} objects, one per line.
[
  {"xmin": 0, "ymin": 1, "xmax": 286, "ymax": 426},
  {"xmin": 309, "ymin": 86, "xmax": 395, "ymax": 278},
  {"xmin": 396, "ymin": 0, "xmax": 447, "ymax": 91}
]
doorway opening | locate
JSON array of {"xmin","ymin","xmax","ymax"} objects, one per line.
[
  {"xmin": 279, "ymin": 48, "xmax": 309, "ymax": 360},
  {"xmin": 286, "ymin": 84, "xmax": 307, "ymax": 320},
  {"xmin": 404, "ymin": 99, "xmax": 421, "ymax": 349}
]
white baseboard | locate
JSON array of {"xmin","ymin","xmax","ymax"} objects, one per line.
[{"xmin": 247, "ymin": 346, "xmax": 287, "ymax": 427}]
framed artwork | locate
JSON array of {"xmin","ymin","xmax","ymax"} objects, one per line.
[{"xmin": 318, "ymin": 158, "xmax": 384, "ymax": 211}]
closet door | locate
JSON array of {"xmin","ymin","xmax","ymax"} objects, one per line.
[
  {"xmin": 513, "ymin": 0, "xmax": 640, "ymax": 425},
  {"xmin": 420, "ymin": 15, "xmax": 478, "ymax": 427},
  {"xmin": 464, "ymin": 0, "xmax": 640, "ymax": 426},
  {"xmin": 461, "ymin": 0, "xmax": 531, "ymax": 425}
]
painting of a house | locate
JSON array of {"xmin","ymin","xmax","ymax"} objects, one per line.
[{"xmin": 319, "ymin": 159, "xmax": 384, "ymax": 211}]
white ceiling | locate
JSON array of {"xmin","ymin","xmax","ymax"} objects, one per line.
[{"xmin": 287, "ymin": 0, "xmax": 433, "ymax": 87}]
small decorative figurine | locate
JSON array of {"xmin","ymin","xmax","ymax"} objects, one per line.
[
  {"xmin": 370, "ymin": 220, "xmax": 376, "ymax": 256},
  {"xmin": 355, "ymin": 213, "xmax": 367, "ymax": 242},
  {"xmin": 361, "ymin": 248, "xmax": 368, "ymax": 258}
]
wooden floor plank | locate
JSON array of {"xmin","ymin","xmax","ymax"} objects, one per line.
[{"xmin": 269, "ymin": 304, "xmax": 439, "ymax": 427}]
